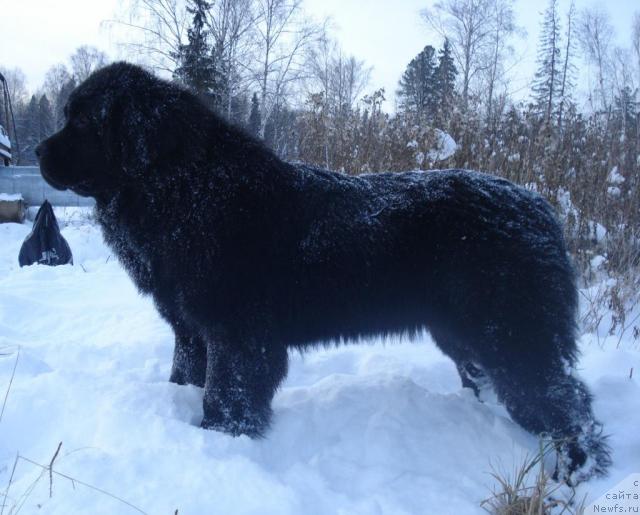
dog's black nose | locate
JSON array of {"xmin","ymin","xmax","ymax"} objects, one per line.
[{"xmin": 35, "ymin": 144, "xmax": 42, "ymax": 159}]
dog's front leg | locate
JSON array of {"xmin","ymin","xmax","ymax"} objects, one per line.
[
  {"xmin": 169, "ymin": 329, "xmax": 207, "ymax": 387},
  {"xmin": 201, "ymin": 335, "xmax": 288, "ymax": 438}
]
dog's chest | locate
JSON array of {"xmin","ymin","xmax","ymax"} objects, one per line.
[{"xmin": 96, "ymin": 204, "xmax": 156, "ymax": 292}]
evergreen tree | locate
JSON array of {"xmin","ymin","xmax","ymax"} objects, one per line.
[
  {"xmin": 248, "ymin": 93, "xmax": 261, "ymax": 137},
  {"xmin": 38, "ymin": 95, "xmax": 54, "ymax": 141},
  {"xmin": 263, "ymin": 103, "xmax": 298, "ymax": 159},
  {"xmin": 212, "ymin": 39, "xmax": 232, "ymax": 116},
  {"xmin": 173, "ymin": 0, "xmax": 219, "ymax": 108},
  {"xmin": 613, "ymin": 85, "xmax": 638, "ymax": 140},
  {"xmin": 55, "ymin": 78, "xmax": 77, "ymax": 129},
  {"xmin": 229, "ymin": 93, "xmax": 248, "ymax": 126},
  {"xmin": 15, "ymin": 95, "xmax": 54, "ymax": 164},
  {"xmin": 397, "ymin": 45, "xmax": 438, "ymax": 120},
  {"xmin": 532, "ymin": 0, "xmax": 563, "ymax": 125},
  {"xmin": 21, "ymin": 95, "xmax": 40, "ymax": 164},
  {"xmin": 434, "ymin": 38, "xmax": 457, "ymax": 126}
]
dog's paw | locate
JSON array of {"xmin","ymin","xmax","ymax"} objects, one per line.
[
  {"xmin": 201, "ymin": 407, "xmax": 271, "ymax": 438},
  {"xmin": 553, "ymin": 422, "xmax": 611, "ymax": 485}
]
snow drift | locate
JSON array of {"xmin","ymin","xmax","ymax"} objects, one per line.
[{"xmin": 0, "ymin": 214, "xmax": 638, "ymax": 514}]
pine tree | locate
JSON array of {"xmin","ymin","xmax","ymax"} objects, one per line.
[
  {"xmin": 248, "ymin": 93, "xmax": 261, "ymax": 137},
  {"xmin": 614, "ymin": 85, "xmax": 638, "ymax": 140},
  {"xmin": 229, "ymin": 93, "xmax": 248, "ymax": 126},
  {"xmin": 212, "ymin": 39, "xmax": 232, "ymax": 117},
  {"xmin": 38, "ymin": 95, "xmax": 54, "ymax": 141},
  {"xmin": 532, "ymin": 0, "xmax": 563, "ymax": 125},
  {"xmin": 21, "ymin": 95, "xmax": 40, "ymax": 164},
  {"xmin": 397, "ymin": 45, "xmax": 438, "ymax": 120},
  {"xmin": 55, "ymin": 78, "xmax": 77, "ymax": 129},
  {"xmin": 173, "ymin": 0, "xmax": 219, "ymax": 108},
  {"xmin": 434, "ymin": 38, "xmax": 457, "ymax": 126}
]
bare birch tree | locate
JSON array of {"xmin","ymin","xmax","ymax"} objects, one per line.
[
  {"xmin": 422, "ymin": 0, "xmax": 496, "ymax": 112},
  {"xmin": 483, "ymin": 0, "xmax": 518, "ymax": 125},
  {"xmin": 303, "ymin": 36, "xmax": 370, "ymax": 169},
  {"xmin": 0, "ymin": 67, "xmax": 28, "ymax": 107},
  {"xmin": 578, "ymin": 6, "xmax": 614, "ymax": 114},
  {"xmin": 632, "ymin": 12, "xmax": 640, "ymax": 89},
  {"xmin": 251, "ymin": 0, "xmax": 324, "ymax": 136},
  {"xmin": 105, "ymin": 0, "xmax": 188, "ymax": 73},
  {"xmin": 205, "ymin": 0, "xmax": 257, "ymax": 119},
  {"xmin": 70, "ymin": 46, "xmax": 109, "ymax": 82},
  {"xmin": 306, "ymin": 36, "xmax": 370, "ymax": 115},
  {"xmin": 43, "ymin": 64, "xmax": 74, "ymax": 128}
]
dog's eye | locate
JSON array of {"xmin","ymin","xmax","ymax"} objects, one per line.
[{"xmin": 73, "ymin": 114, "xmax": 90, "ymax": 129}]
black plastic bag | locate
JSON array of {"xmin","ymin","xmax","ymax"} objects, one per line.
[{"xmin": 19, "ymin": 200, "xmax": 73, "ymax": 267}]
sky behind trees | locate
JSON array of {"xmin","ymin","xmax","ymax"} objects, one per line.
[{"xmin": 1, "ymin": 0, "xmax": 636, "ymax": 106}]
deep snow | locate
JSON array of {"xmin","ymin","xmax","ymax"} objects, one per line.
[{"xmin": 0, "ymin": 211, "xmax": 638, "ymax": 514}]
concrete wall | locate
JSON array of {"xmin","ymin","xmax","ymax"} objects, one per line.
[{"xmin": 0, "ymin": 166, "xmax": 95, "ymax": 207}]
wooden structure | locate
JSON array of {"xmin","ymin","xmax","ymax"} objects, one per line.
[{"xmin": 0, "ymin": 195, "xmax": 26, "ymax": 223}]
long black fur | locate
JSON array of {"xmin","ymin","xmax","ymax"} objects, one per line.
[{"xmin": 36, "ymin": 62, "xmax": 610, "ymax": 483}]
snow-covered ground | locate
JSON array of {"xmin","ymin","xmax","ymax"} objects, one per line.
[{"xmin": 0, "ymin": 212, "xmax": 638, "ymax": 514}]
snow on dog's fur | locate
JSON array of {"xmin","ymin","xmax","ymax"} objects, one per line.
[{"xmin": 36, "ymin": 62, "xmax": 610, "ymax": 483}]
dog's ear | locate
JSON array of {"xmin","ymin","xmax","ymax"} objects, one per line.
[
  {"xmin": 104, "ymin": 92, "xmax": 163, "ymax": 175},
  {"xmin": 103, "ymin": 85, "xmax": 194, "ymax": 180},
  {"xmin": 104, "ymin": 97, "xmax": 125, "ymax": 167}
]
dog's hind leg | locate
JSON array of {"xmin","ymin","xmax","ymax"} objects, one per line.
[
  {"xmin": 201, "ymin": 335, "xmax": 288, "ymax": 438},
  {"xmin": 476, "ymin": 330, "xmax": 611, "ymax": 484}
]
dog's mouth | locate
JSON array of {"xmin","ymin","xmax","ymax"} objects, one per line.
[
  {"xmin": 40, "ymin": 168, "xmax": 69, "ymax": 192},
  {"xmin": 69, "ymin": 181, "xmax": 95, "ymax": 197},
  {"xmin": 40, "ymin": 168, "xmax": 95, "ymax": 197}
]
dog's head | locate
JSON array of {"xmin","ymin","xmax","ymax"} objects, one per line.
[{"xmin": 37, "ymin": 62, "xmax": 189, "ymax": 198}]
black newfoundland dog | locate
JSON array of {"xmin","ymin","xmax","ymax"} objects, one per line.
[{"xmin": 36, "ymin": 62, "xmax": 609, "ymax": 483}]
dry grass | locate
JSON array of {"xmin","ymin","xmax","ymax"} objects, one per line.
[
  {"xmin": 0, "ymin": 346, "xmax": 19, "ymax": 426},
  {"xmin": 481, "ymin": 441, "xmax": 588, "ymax": 515},
  {"xmin": 0, "ymin": 347, "xmax": 149, "ymax": 515},
  {"xmin": 0, "ymin": 447, "xmax": 149, "ymax": 515}
]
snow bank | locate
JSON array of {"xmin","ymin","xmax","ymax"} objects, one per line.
[{"xmin": 0, "ymin": 221, "xmax": 638, "ymax": 514}]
